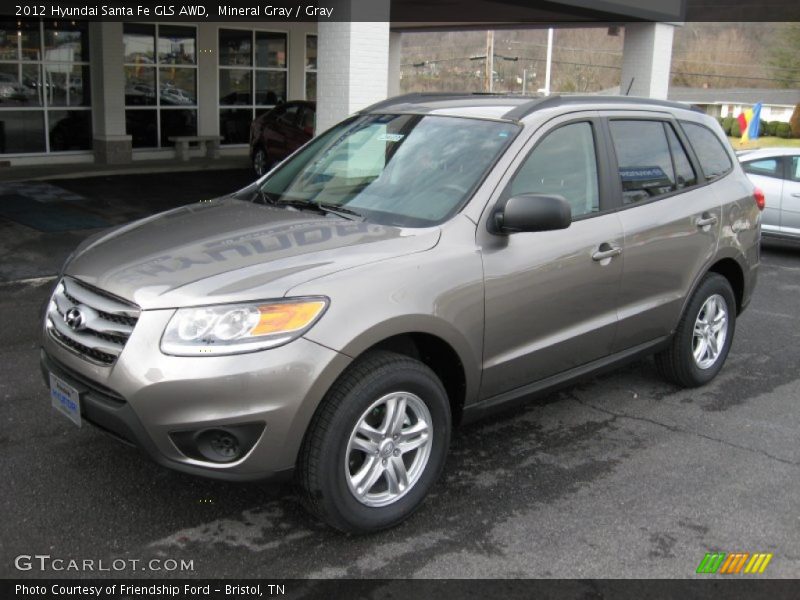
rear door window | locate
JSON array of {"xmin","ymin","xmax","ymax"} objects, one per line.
[
  {"xmin": 609, "ymin": 120, "xmax": 679, "ymax": 204},
  {"xmin": 742, "ymin": 158, "xmax": 781, "ymax": 178},
  {"xmin": 680, "ymin": 121, "xmax": 733, "ymax": 181}
]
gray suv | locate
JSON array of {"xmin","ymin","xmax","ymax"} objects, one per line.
[{"xmin": 41, "ymin": 94, "xmax": 761, "ymax": 532}]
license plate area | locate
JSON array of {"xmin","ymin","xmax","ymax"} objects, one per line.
[{"xmin": 50, "ymin": 373, "xmax": 82, "ymax": 427}]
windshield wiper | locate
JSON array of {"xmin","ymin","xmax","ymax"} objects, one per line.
[
  {"xmin": 315, "ymin": 202, "xmax": 365, "ymax": 221},
  {"xmin": 256, "ymin": 190, "xmax": 364, "ymax": 221}
]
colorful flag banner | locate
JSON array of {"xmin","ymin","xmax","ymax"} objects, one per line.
[{"xmin": 738, "ymin": 102, "xmax": 763, "ymax": 142}]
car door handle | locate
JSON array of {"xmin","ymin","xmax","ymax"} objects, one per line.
[
  {"xmin": 592, "ymin": 245, "xmax": 622, "ymax": 261},
  {"xmin": 696, "ymin": 215, "xmax": 718, "ymax": 227},
  {"xmin": 791, "ymin": 193, "xmax": 800, "ymax": 198}
]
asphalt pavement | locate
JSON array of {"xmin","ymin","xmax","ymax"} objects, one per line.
[{"xmin": 0, "ymin": 173, "xmax": 799, "ymax": 579}]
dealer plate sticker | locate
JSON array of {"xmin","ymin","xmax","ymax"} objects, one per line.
[{"xmin": 50, "ymin": 373, "xmax": 81, "ymax": 427}]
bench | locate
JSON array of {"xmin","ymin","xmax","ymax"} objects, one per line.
[{"xmin": 168, "ymin": 135, "xmax": 223, "ymax": 161}]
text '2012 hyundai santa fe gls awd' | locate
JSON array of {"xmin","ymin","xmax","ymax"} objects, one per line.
[{"xmin": 41, "ymin": 93, "xmax": 761, "ymax": 532}]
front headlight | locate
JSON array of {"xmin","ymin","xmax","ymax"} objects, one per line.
[{"xmin": 160, "ymin": 297, "xmax": 328, "ymax": 356}]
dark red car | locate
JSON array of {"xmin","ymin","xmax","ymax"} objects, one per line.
[{"xmin": 249, "ymin": 100, "xmax": 316, "ymax": 176}]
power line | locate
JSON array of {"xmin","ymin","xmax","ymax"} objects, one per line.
[{"xmin": 402, "ymin": 56, "xmax": 800, "ymax": 85}]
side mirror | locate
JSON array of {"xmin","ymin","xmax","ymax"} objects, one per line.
[{"xmin": 491, "ymin": 193, "xmax": 572, "ymax": 234}]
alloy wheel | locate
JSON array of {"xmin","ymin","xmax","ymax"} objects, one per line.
[
  {"xmin": 692, "ymin": 293, "xmax": 728, "ymax": 370},
  {"xmin": 344, "ymin": 392, "xmax": 433, "ymax": 508}
]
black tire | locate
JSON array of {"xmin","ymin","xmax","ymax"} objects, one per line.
[
  {"xmin": 296, "ymin": 350, "xmax": 451, "ymax": 533},
  {"xmin": 252, "ymin": 146, "xmax": 269, "ymax": 176},
  {"xmin": 655, "ymin": 273, "xmax": 736, "ymax": 388}
]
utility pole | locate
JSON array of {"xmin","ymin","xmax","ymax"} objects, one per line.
[
  {"xmin": 543, "ymin": 28, "xmax": 553, "ymax": 96},
  {"xmin": 485, "ymin": 30, "xmax": 494, "ymax": 92}
]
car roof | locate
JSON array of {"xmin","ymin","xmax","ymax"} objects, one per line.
[
  {"xmin": 360, "ymin": 92, "xmax": 698, "ymax": 122},
  {"xmin": 738, "ymin": 147, "xmax": 799, "ymax": 161}
]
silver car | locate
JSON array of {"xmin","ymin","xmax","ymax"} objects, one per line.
[
  {"xmin": 739, "ymin": 147, "xmax": 800, "ymax": 241},
  {"xmin": 41, "ymin": 94, "xmax": 761, "ymax": 532}
]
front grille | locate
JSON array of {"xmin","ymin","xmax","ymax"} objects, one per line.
[{"xmin": 46, "ymin": 277, "xmax": 141, "ymax": 366}]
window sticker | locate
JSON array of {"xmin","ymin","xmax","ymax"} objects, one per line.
[{"xmin": 377, "ymin": 133, "xmax": 404, "ymax": 142}]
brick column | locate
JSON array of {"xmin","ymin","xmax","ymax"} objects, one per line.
[
  {"xmin": 620, "ymin": 23, "xmax": 675, "ymax": 100},
  {"xmin": 89, "ymin": 22, "xmax": 132, "ymax": 164},
  {"xmin": 316, "ymin": 0, "xmax": 390, "ymax": 132}
]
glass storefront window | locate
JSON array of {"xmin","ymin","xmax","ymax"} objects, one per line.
[
  {"xmin": 0, "ymin": 110, "xmax": 45, "ymax": 153},
  {"xmin": 123, "ymin": 23, "xmax": 155, "ymax": 64},
  {"xmin": 125, "ymin": 109, "xmax": 157, "ymax": 148},
  {"xmin": 158, "ymin": 25, "xmax": 196, "ymax": 65},
  {"xmin": 160, "ymin": 109, "xmax": 197, "ymax": 146},
  {"xmin": 0, "ymin": 20, "xmax": 41, "ymax": 61},
  {"xmin": 219, "ymin": 69, "xmax": 251, "ymax": 105},
  {"xmin": 219, "ymin": 29, "xmax": 251, "ymax": 67},
  {"xmin": 255, "ymin": 32, "xmax": 286, "ymax": 69},
  {"xmin": 43, "ymin": 21, "xmax": 89, "ymax": 62},
  {"xmin": 219, "ymin": 29, "xmax": 288, "ymax": 145},
  {"xmin": 219, "ymin": 108, "xmax": 253, "ymax": 145},
  {"xmin": 124, "ymin": 23, "xmax": 197, "ymax": 148},
  {"xmin": 0, "ymin": 63, "xmax": 40, "ymax": 107},
  {"xmin": 124, "ymin": 66, "xmax": 156, "ymax": 106},
  {"xmin": 42, "ymin": 63, "xmax": 90, "ymax": 107},
  {"xmin": 0, "ymin": 19, "xmax": 91, "ymax": 154},
  {"xmin": 159, "ymin": 67, "xmax": 196, "ymax": 105},
  {"xmin": 255, "ymin": 71, "xmax": 285, "ymax": 105},
  {"xmin": 48, "ymin": 110, "xmax": 92, "ymax": 151}
]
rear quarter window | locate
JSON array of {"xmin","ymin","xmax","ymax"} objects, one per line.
[{"xmin": 680, "ymin": 121, "xmax": 733, "ymax": 181}]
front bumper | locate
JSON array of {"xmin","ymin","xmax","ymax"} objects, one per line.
[{"xmin": 40, "ymin": 307, "xmax": 351, "ymax": 481}]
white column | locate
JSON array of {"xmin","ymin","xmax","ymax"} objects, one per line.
[
  {"xmin": 620, "ymin": 22, "xmax": 675, "ymax": 100},
  {"xmin": 196, "ymin": 23, "xmax": 218, "ymax": 137},
  {"xmin": 388, "ymin": 31, "xmax": 402, "ymax": 98},
  {"xmin": 316, "ymin": 0, "xmax": 390, "ymax": 132},
  {"xmin": 89, "ymin": 22, "xmax": 132, "ymax": 163}
]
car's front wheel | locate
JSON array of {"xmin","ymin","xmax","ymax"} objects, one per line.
[
  {"xmin": 297, "ymin": 350, "xmax": 451, "ymax": 533},
  {"xmin": 655, "ymin": 272, "xmax": 736, "ymax": 388}
]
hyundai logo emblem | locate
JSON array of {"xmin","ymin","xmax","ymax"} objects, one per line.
[{"xmin": 64, "ymin": 307, "xmax": 86, "ymax": 331}]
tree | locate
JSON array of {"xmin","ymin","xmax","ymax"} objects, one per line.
[
  {"xmin": 790, "ymin": 104, "xmax": 800, "ymax": 139},
  {"xmin": 768, "ymin": 23, "xmax": 800, "ymax": 88}
]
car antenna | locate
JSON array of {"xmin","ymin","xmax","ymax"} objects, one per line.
[{"xmin": 625, "ymin": 78, "xmax": 635, "ymax": 96}]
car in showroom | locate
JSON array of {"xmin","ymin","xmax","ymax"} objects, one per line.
[
  {"xmin": 249, "ymin": 100, "xmax": 315, "ymax": 176},
  {"xmin": 41, "ymin": 93, "xmax": 761, "ymax": 533},
  {"xmin": 739, "ymin": 147, "xmax": 800, "ymax": 241}
]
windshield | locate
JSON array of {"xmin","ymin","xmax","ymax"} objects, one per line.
[{"xmin": 258, "ymin": 113, "xmax": 519, "ymax": 227}]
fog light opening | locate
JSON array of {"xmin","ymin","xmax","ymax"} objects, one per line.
[
  {"xmin": 195, "ymin": 429, "xmax": 242, "ymax": 463},
  {"xmin": 169, "ymin": 422, "xmax": 265, "ymax": 465}
]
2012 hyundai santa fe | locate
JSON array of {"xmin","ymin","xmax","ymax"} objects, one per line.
[{"xmin": 41, "ymin": 93, "xmax": 761, "ymax": 532}]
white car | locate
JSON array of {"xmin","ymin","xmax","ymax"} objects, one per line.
[{"xmin": 739, "ymin": 147, "xmax": 800, "ymax": 241}]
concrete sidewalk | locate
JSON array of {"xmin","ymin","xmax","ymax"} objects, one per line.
[
  {"xmin": 0, "ymin": 167, "xmax": 256, "ymax": 283},
  {"xmin": 0, "ymin": 156, "xmax": 250, "ymax": 183}
]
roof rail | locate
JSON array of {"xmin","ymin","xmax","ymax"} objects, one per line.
[
  {"xmin": 503, "ymin": 94, "xmax": 700, "ymax": 120},
  {"xmin": 359, "ymin": 91, "xmax": 518, "ymax": 114}
]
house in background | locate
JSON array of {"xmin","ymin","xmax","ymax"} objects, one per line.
[{"xmin": 668, "ymin": 87, "xmax": 800, "ymax": 121}]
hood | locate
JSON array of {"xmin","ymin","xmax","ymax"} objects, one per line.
[{"xmin": 65, "ymin": 197, "xmax": 440, "ymax": 309}]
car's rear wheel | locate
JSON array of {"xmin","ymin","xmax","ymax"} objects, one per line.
[
  {"xmin": 296, "ymin": 350, "xmax": 451, "ymax": 533},
  {"xmin": 253, "ymin": 147, "xmax": 269, "ymax": 176},
  {"xmin": 655, "ymin": 273, "xmax": 736, "ymax": 388}
]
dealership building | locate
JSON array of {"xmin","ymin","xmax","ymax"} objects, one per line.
[{"xmin": 0, "ymin": 1, "xmax": 679, "ymax": 167}]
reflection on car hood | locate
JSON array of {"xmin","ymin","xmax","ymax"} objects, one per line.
[{"xmin": 65, "ymin": 197, "xmax": 441, "ymax": 309}]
